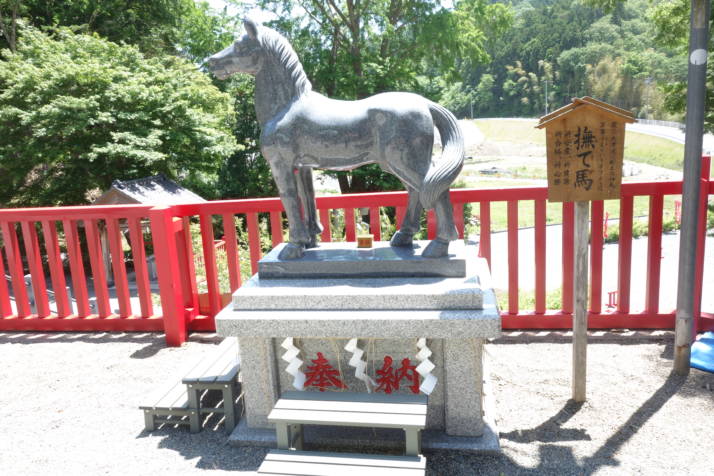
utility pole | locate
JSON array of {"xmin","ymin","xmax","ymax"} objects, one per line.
[
  {"xmin": 544, "ymin": 80, "xmax": 548, "ymax": 115},
  {"xmin": 674, "ymin": 0, "xmax": 711, "ymax": 375}
]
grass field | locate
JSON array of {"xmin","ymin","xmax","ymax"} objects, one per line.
[
  {"xmin": 473, "ymin": 119, "xmax": 685, "ymax": 171},
  {"xmin": 624, "ymin": 131, "xmax": 685, "ymax": 170}
]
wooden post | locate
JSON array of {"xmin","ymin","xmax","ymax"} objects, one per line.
[
  {"xmin": 573, "ymin": 200, "xmax": 589, "ymax": 402},
  {"xmin": 149, "ymin": 206, "xmax": 188, "ymax": 347}
]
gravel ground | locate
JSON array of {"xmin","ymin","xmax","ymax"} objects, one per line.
[{"xmin": 1, "ymin": 331, "xmax": 712, "ymax": 475}]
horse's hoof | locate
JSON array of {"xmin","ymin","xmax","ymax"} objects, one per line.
[
  {"xmin": 422, "ymin": 239, "xmax": 450, "ymax": 258},
  {"xmin": 278, "ymin": 243, "xmax": 305, "ymax": 260},
  {"xmin": 390, "ymin": 230, "xmax": 414, "ymax": 247}
]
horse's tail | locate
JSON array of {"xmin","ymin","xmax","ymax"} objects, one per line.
[{"xmin": 419, "ymin": 102, "xmax": 465, "ymax": 210}]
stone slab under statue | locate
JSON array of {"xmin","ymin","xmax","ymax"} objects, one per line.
[
  {"xmin": 208, "ymin": 19, "xmax": 465, "ymax": 261},
  {"xmin": 259, "ymin": 240, "xmax": 467, "ymax": 279}
]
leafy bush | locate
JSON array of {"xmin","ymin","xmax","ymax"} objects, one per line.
[
  {"xmin": 0, "ymin": 27, "xmax": 236, "ymax": 206},
  {"xmin": 495, "ymin": 287, "xmax": 563, "ymax": 311},
  {"xmin": 603, "ymin": 216, "xmax": 680, "ymax": 244}
]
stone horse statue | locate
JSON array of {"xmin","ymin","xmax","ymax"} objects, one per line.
[{"xmin": 208, "ymin": 19, "xmax": 464, "ymax": 260}]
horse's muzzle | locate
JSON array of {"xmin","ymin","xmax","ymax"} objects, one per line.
[{"xmin": 206, "ymin": 57, "xmax": 229, "ymax": 79}]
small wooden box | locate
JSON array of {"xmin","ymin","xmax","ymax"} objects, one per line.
[{"xmin": 356, "ymin": 234, "xmax": 374, "ymax": 248}]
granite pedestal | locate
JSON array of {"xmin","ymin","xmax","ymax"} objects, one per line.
[{"xmin": 216, "ymin": 243, "xmax": 501, "ymax": 453}]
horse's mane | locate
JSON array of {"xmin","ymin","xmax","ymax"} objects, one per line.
[{"xmin": 259, "ymin": 27, "xmax": 312, "ymax": 98}]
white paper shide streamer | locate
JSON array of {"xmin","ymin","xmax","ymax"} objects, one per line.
[
  {"xmin": 280, "ymin": 337, "xmax": 306, "ymax": 390},
  {"xmin": 344, "ymin": 338, "xmax": 376, "ymax": 392},
  {"xmin": 415, "ymin": 338, "xmax": 437, "ymax": 395}
]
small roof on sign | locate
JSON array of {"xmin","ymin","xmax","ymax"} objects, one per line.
[
  {"xmin": 536, "ymin": 96, "xmax": 635, "ymax": 129},
  {"xmin": 93, "ymin": 174, "xmax": 206, "ymax": 205}
]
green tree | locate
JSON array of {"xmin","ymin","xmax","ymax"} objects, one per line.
[
  {"xmin": 649, "ymin": 0, "xmax": 713, "ymax": 131},
  {"xmin": 244, "ymin": 0, "xmax": 512, "ymax": 193},
  {"xmin": 216, "ymin": 75, "xmax": 278, "ymax": 199},
  {"xmin": 0, "ymin": 0, "xmax": 21, "ymax": 52},
  {"xmin": 0, "ymin": 0, "xmax": 233, "ymax": 60},
  {"xmin": 0, "ymin": 26, "xmax": 237, "ymax": 206}
]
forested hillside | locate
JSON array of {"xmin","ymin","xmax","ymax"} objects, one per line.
[{"xmin": 440, "ymin": 0, "xmax": 687, "ymax": 120}]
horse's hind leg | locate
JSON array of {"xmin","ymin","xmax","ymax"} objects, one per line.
[
  {"xmin": 422, "ymin": 191, "xmax": 459, "ymax": 258},
  {"xmin": 390, "ymin": 187, "xmax": 422, "ymax": 247},
  {"xmin": 297, "ymin": 167, "xmax": 323, "ymax": 248}
]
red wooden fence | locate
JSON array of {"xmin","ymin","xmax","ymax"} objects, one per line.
[{"xmin": 1, "ymin": 157, "xmax": 712, "ymax": 346}]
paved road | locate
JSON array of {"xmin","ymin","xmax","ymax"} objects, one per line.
[
  {"xmin": 627, "ymin": 122, "xmax": 714, "ymax": 155},
  {"xmin": 474, "ymin": 225, "xmax": 714, "ymax": 314}
]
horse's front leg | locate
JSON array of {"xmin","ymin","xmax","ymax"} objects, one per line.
[
  {"xmin": 269, "ymin": 160, "xmax": 310, "ymax": 259},
  {"xmin": 297, "ymin": 167, "xmax": 323, "ymax": 248}
]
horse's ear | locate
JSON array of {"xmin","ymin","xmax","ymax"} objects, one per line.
[{"xmin": 244, "ymin": 18, "xmax": 259, "ymax": 40}]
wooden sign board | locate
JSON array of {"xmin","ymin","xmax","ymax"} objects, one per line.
[{"xmin": 537, "ymin": 97, "xmax": 635, "ymax": 203}]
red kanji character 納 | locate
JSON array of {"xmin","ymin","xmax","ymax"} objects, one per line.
[
  {"xmin": 375, "ymin": 356, "xmax": 400, "ymax": 394},
  {"xmin": 396, "ymin": 358, "xmax": 420, "ymax": 394}
]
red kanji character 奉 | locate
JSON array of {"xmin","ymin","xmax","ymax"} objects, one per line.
[
  {"xmin": 376, "ymin": 356, "xmax": 400, "ymax": 394},
  {"xmin": 304, "ymin": 352, "xmax": 346, "ymax": 392},
  {"xmin": 396, "ymin": 358, "xmax": 420, "ymax": 394}
]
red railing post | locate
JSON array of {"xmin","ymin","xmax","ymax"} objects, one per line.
[
  {"xmin": 20, "ymin": 221, "xmax": 50, "ymax": 317},
  {"xmin": 454, "ymin": 201, "xmax": 465, "ymax": 239},
  {"xmin": 84, "ymin": 220, "xmax": 112, "ymax": 318},
  {"xmin": 534, "ymin": 199, "xmax": 547, "ymax": 314},
  {"xmin": 199, "ymin": 214, "xmax": 222, "ymax": 316},
  {"xmin": 427, "ymin": 210, "xmax": 437, "ymax": 240},
  {"xmin": 149, "ymin": 206, "xmax": 187, "ymax": 346},
  {"xmin": 0, "ymin": 246, "xmax": 13, "ymax": 317},
  {"xmin": 507, "ymin": 200, "xmax": 519, "ymax": 314},
  {"xmin": 367, "ymin": 207, "xmax": 379, "ymax": 241},
  {"xmin": 270, "ymin": 211, "xmax": 284, "ymax": 246},
  {"xmin": 479, "ymin": 202, "xmax": 491, "ymax": 267},
  {"xmin": 617, "ymin": 195, "xmax": 634, "ymax": 314},
  {"xmin": 590, "ymin": 201, "xmax": 604, "ymax": 314},
  {"xmin": 645, "ymin": 194, "xmax": 664, "ymax": 314},
  {"xmin": 562, "ymin": 202, "xmax": 575, "ymax": 314},
  {"xmin": 127, "ymin": 217, "xmax": 154, "ymax": 318},
  {"xmin": 222, "ymin": 213, "xmax": 242, "ymax": 293},
  {"xmin": 345, "ymin": 208, "xmax": 357, "ymax": 242},
  {"xmin": 106, "ymin": 218, "xmax": 131, "ymax": 317},
  {"xmin": 1, "ymin": 222, "xmax": 31, "ymax": 317},
  {"xmin": 246, "ymin": 212, "xmax": 262, "ymax": 275},
  {"xmin": 176, "ymin": 217, "xmax": 199, "ymax": 315},
  {"xmin": 319, "ymin": 208, "xmax": 332, "ymax": 242},
  {"xmin": 41, "ymin": 220, "xmax": 70, "ymax": 318},
  {"xmin": 62, "ymin": 219, "xmax": 90, "ymax": 317},
  {"xmin": 694, "ymin": 155, "xmax": 711, "ymax": 332}
]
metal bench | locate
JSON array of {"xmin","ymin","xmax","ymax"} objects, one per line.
[
  {"xmin": 182, "ymin": 337, "xmax": 242, "ymax": 433},
  {"xmin": 258, "ymin": 449, "xmax": 426, "ymax": 475},
  {"xmin": 140, "ymin": 337, "xmax": 241, "ymax": 433},
  {"xmin": 268, "ymin": 391, "xmax": 427, "ymax": 456}
]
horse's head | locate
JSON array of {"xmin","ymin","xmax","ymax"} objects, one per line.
[{"xmin": 207, "ymin": 18, "xmax": 264, "ymax": 79}]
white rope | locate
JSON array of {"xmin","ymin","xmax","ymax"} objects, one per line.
[
  {"xmin": 344, "ymin": 338, "xmax": 376, "ymax": 392},
  {"xmin": 280, "ymin": 337, "xmax": 306, "ymax": 390},
  {"xmin": 415, "ymin": 337, "xmax": 437, "ymax": 395},
  {"xmin": 329, "ymin": 338, "xmax": 347, "ymax": 392}
]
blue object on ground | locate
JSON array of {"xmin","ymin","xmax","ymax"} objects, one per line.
[{"xmin": 691, "ymin": 331, "xmax": 714, "ymax": 373}]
